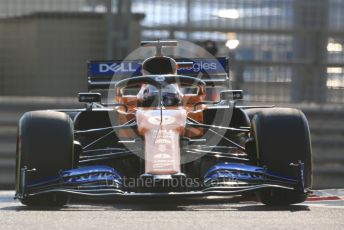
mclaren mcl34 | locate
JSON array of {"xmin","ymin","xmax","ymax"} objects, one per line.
[{"xmin": 15, "ymin": 41, "xmax": 312, "ymax": 207}]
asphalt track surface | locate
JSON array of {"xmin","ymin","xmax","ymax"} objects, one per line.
[{"xmin": 0, "ymin": 191, "xmax": 343, "ymax": 230}]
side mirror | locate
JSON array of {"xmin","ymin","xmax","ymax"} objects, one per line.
[
  {"xmin": 78, "ymin": 93, "xmax": 101, "ymax": 103},
  {"xmin": 220, "ymin": 90, "xmax": 243, "ymax": 100}
]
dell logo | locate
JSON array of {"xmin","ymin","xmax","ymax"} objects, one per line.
[{"xmin": 99, "ymin": 63, "xmax": 136, "ymax": 73}]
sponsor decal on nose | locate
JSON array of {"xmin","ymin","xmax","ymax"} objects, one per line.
[{"xmin": 148, "ymin": 115, "xmax": 176, "ymax": 125}]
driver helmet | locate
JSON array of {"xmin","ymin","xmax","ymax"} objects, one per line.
[
  {"xmin": 138, "ymin": 56, "xmax": 181, "ymax": 107},
  {"xmin": 137, "ymin": 83, "xmax": 183, "ymax": 107}
]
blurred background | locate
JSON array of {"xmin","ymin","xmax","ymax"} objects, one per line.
[{"xmin": 0, "ymin": 0, "xmax": 343, "ymax": 189}]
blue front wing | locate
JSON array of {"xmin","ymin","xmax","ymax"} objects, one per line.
[{"xmin": 16, "ymin": 163, "xmax": 307, "ymax": 199}]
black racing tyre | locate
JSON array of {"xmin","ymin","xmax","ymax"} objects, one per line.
[
  {"xmin": 244, "ymin": 108, "xmax": 269, "ymax": 121},
  {"xmin": 15, "ymin": 111, "xmax": 74, "ymax": 207},
  {"xmin": 251, "ymin": 108, "xmax": 312, "ymax": 205}
]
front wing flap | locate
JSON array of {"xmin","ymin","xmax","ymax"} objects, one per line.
[{"xmin": 15, "ymin": 163, "xmax": 308, "ymax": 200}]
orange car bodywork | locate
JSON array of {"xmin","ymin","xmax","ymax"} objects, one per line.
[
  {"xmin": 114, "ymin": 81, "xmax": 212, "ymax": 174},
  {"xmin": 114, "ymin": 81, "xmax": 208, "ymax": 136}
]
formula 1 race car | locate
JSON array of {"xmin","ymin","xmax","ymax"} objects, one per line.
[{"xmin": 15, "ymin": 41, "xmax": 312, "ymax": 207}]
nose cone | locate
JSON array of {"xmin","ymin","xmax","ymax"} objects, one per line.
[{"xmin": 136, "ymin": 109, "xmax": 187, "ymax": 175}]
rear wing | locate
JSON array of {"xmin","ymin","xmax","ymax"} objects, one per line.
[{"xmin": 87, "ymin": 57, "xmax": 229, "ymax": 91}]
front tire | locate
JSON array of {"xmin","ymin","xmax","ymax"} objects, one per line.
[
  {"xmin": 251, "ymin": 108, "xmax": 312, "ymax": 205},
  {"xmin": 16, "ymin": 111, "xmax": 74, "ymax": 207}
]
